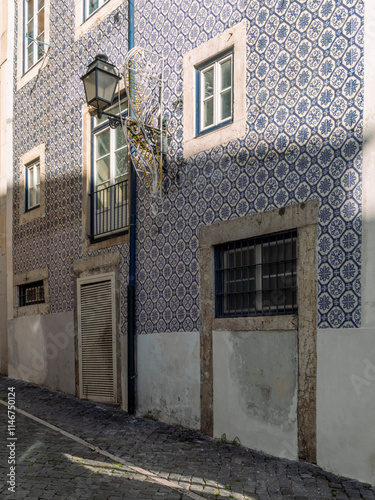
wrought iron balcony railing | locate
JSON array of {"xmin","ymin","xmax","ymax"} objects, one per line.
[{"xmin": 90, "ymin": 179, "xmax": 129, "ymax": 240}]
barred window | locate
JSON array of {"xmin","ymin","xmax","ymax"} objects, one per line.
[
  {"xmin": 18, "ymin": 281, "xmax": 45, "ymax": 307},
  {"xmin": 215, "ymin": 231, "xmax": 297, "ymax": 318}
]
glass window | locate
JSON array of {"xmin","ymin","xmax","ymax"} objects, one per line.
[
  {"xmin": 85, "ymin": 0, "xmax": 109, "ymax": 20},
  {"xmin": 24, "ymin": 0, "xmax": 45, "ymax": 72},
  {"xmin": 26, "ymin": 160, "xmax": 41, "ymax": 210},
  {"xmin": 18, "ymin": 281, "xmax": 45, "ymax": 307},
  {"xmin": 91, "ymin": 101, "xmax": 129, "ymax": 239},
  {"xmin": 197, "ymin": 52, "xmax": 233, "ymax": 135},
  {"xmin": 215, "ymin": 231, "xmax": 298, "ymax": 317}
]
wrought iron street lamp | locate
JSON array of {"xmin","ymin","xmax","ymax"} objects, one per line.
[{"xmin": 81, "ymin": 54, "xmax": 122, "ymax": 127}]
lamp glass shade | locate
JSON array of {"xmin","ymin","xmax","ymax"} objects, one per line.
[{"xmin": 81, "ymin": 55, "xmax": 120, "ymax": 110}]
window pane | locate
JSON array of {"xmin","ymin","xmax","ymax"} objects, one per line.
[
  {"xmin": 96, "ymin": 156, "xmax": 110, "ymax": 185},
  {"xmin": 29, "ymin": 187, "xmax": 34, "ymax": 207},
  {"xmin": 89, "ymin": 0, "xmax": 99, "ymax": 15},
  {"xmin": 220, "ymin": 59, "xmax": 232, "ymax": 90},
  {"xmin": 35, "ymin": 164, "xmax": 40, "ymax": 185},
  {"xmin": 38, "ymin": 33, "xmax": 44, "ymax": 59},
  {"xmin": 220, "ymin": 89, "xmax": 231, "ymax": 121},
  {"xmin": 115, "ymin": 126, "xmax": 126, "ymax": 150},
  {"xmin": 38, "ymin": 0, "xmax": 44, "ymax": 10},
  {"xmin": 36, "ymin": 184, "xmax": 40, "ymax": 205},
  {"xmin": 115, "ymin": 147, "xmax": 128, "ymax": 177},
  {"xmin": 37, "ymin": 10, "xmax": 44, "ymax": 36},
  {"xmin": 203, "ymin": 68, "xmax": 214, "ymax": 98},
  {"xmin": 204, "ymin": 97, "xmax": 214, "ymax": 128},
  {"xmin": 27, "ymin": 20, "xmax": 34, "ymax": 39},
  {"xmin": 27, "ymin": 0, "xmax": 34, "ymax": 22},
  {"xmin": 96, "ymin": 129, "xmax": 110, "ymax": 158}
]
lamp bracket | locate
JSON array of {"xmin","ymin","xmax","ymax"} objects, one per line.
[{"xmin": 96, "ymin": 109, "xmax": 123, "ymax": 129}]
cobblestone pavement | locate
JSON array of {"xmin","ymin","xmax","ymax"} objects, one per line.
[{"xmin": 0, "ymin": 376, "xmax": 374, "ymax": 500}]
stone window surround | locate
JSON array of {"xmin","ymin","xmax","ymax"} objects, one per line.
[
  {"xmin": 19, "ymin": 144, "xmax": 46, "ymax": 225},
  {"xmin": 81, "ymin": 97, "xmax": 130, "ymax": 254},
  {"xmin": 199, "ymin": 199, "xmax": 319, "ymax": 463},
  {"xmin": 183, "ymin": 20, "xmax": 247, "ymax": 158},
  {"xmin": 74, "ymin": 0, "xmax": 124, "ymax": 41},
  {"xmin": 73, "ymin": 252, "xmax": 123, "ymax": 406},
  {"xmin": 16, "ymin": 0, "xmax": 51, "ymax": 91},
  {"xmin": 13, "ymin": 268, "xmax": 50, "ymax": 318}
]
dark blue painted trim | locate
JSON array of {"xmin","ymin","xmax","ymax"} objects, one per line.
[
  {"xmin": 128, "ymin": 0, "xmax": 136, "ymax": 416},
  {"xmin": 25, "ymin": 163, "xmax": 29, "ymax": 212},
  {"xmin": 90, "ymin": 115, "xmax": 95, "ymax": 239},
  {"xmin": 196, "ymin": 69, "xmax": 201, "ymax": 138},
  {"xmin": 197, "ymin": 119, "xmax": 233, "ymax": 137}
]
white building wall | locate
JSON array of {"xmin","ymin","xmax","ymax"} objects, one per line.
[
  {"xmin": 137, "ymin": 332, "xmax": 201, "ymax": 429},
  {"xmin": 315, "ymin": 1, "xmax": 375, "ymax": 485}
]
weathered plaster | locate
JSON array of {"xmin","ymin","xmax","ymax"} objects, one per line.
[
  {"xmin": 7, "ymin": 310, "xmax": 75, "ymax": 394},
  {"xmin": 137, "ymin": 332, "xmax": 201, "ymax": 430},
  {"xmin": 213, "ymin": 330, "xmax": 298, "ymax": 460},
  {"xmin": 199, "ymin": 200, "xmax": 319, "ymax": 462},
  {"xmin": 317, "ymin": 328, "xmax": 375, "ymax": 485}
]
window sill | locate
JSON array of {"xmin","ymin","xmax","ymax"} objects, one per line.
[
  {"xmin": 213, "ymin": 316, "xmax": 297, "ymax": 332},
  {"xmin": 74, "ymin": 0, "xmax": 124, "ymax": 41}
]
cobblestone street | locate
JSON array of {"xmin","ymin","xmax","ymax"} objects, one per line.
[{"xmin": 0, "ymin": 376, "xmax": 374, "ymax": 500}]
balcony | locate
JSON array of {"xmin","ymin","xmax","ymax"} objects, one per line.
[{"xmin": 90, "ymin": 179, "xmax": 129, "ymax": 241}]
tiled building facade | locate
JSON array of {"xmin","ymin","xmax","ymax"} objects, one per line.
[{"xmin": 3, "ymin": 0, "xmax": 375, "ymax": 485}]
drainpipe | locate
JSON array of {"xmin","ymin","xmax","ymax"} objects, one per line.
[{"xmin": 127, "ymin": 0, "xmax": 136, "ymax": 415}]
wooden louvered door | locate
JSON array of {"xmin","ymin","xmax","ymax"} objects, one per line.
[{"xmin": 77, "ymin": 274, "xmax": 117, "ymax": 403}]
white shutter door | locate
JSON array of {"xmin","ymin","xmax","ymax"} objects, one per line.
[{"xmin": 79, "ymin": 279, "xmax": 116, "ymax": 403}]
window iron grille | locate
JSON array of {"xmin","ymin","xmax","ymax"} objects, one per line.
[
  {"xmin": 90, "ymin": 179, "xmax": 129, "ymax": 239},
  {"xmin": 215, "ymin": 230, "xmax": 297, "ymax": 318},
  {"xmin": 19, "ymin": 280, "xmax": 45, "ymax": 307}
]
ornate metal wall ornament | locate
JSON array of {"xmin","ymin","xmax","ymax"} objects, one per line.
[{"xmin": 123, "ymin": 47, "xmax": 165, "ymax": 215}]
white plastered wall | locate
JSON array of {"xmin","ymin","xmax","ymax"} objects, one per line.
[
  {"xmin": 0, "ymin": 0, "xmax": 14, "ymax": 375},
  {"xmin": 137, "ymin": 332, "xmax": 201, "ymax": 429},
  {"xmin": 316, "ymin": 1, "xmax": 375, "ymax": 485},
  {"xmin": 7, "ymin": 311, "xmax": 75, "ymax": 395}
]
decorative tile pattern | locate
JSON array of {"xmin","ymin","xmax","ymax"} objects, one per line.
[{"xmin": 12, "ymin": 0, "xmax": 363, "ymax": 333}]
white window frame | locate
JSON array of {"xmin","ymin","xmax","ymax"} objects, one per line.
[
  {"xmin": 74, "ymin": 0, "xmax": 123, "ymax": 40},
  {"xmin": 91, "ymin": 100, "xmax": 129, "ymax": 239},
  {"xmin": 26, "ymin": 160, "xmax": 41, "ymax": 210},
  {"xmin": 198, "ymin": 53, "xmax": 233, "ymax": 135},
  {"xmin": 84, "ymin": 0, "xmax": 109, "ymax": 21},
  {"xmin": 183, "ymin": 20, "xmax": 247, "ymax": 158},
  {"xmin": 24, "ymin": 0, "xmax": 45, "ymax": 73},
  {"xmin": 17, "ymin": 0, "xmax": 50, "ymax": 89},
  {"xmin": 19, "ymin": 144, "xmax": 46, "ymax": 225}
]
